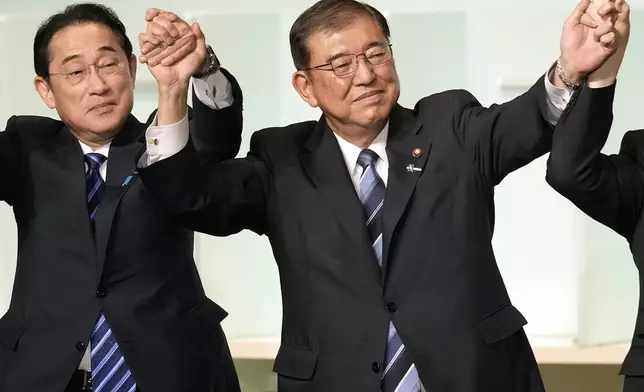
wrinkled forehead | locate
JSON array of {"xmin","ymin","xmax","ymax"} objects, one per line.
[
  {"xmin": 48, "ymin": 23, "xmax": 124, "ymax": 67},
  {"xmin": 306, "ymin": 15, "xmax": 388, "ymax": 66}
]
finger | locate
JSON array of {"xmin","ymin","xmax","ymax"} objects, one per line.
[
  {"xmin": 153, "ymin": 15, "xmax": 180, "ymax": 38},
  {"xmin": 568, "ymin": 0, "xmax": 592, "ymax": 25},
  {"xmin": 145, "ymin": 8, "xmax": 162, "ymax": 22},
  {"xmin": 160, "ymin": 37, "xmax": 198, "ymax": 66},
  {"xmin": 600, "ymin": 31, "xmax": 617, "ymax": 45},
  {"xmin": 141, "ymin": 41, "xmax": 157, "ymax": 55},
  {"xmin": 593, "ymin": 22, "xmax": 614, "ymax": 40},
  {"xmin": 579, "ymin": 13, "xmax": 599, "ymax": 27},
  {"xmin": 601, "ymin": 38, "xmax": 618, "ymax": 54},
  {"xmin": 146, "ymin": 21, "xmax": 176, "ymax": 45},
  {"xmin": 192, "ymin": 23, "xmax": 207, "ymax": 55},
  {"xmin": 616, "ymin": 0, "xmax": 631, "ymax": 23},
  {"xmin": 141, "ymin": 45, "xmax": 168, "ymax": 64},
  {"xmin": 148, "ymin": 35, "xmax": 195, "ymax": 67},
  {"xmin": 158, "ymin": 11, "xmax": 179, "ymax": 22},
  {"xmin": 190, "ymin": 23, "xmax": 208, "ymax": 67},
  {"xmin": 138, "ymin": 33, "xmax": 161, "ymax": 53},
  {"xmin": 597, "ymin": 2, "xmax": 618, "ymax": 18}
]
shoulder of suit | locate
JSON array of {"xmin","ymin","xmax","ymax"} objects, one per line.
[
  {"xmin": 413, "ymin": 89, "xmax": 479, "ymax": 115},
  {"xmin": 251, "ymin": 120, "xmax": 318, "ymax": 147},
  {"xmin": 4, "ymin": 114, "xmax": 64, "ymax": 138},
  {"xmin": 619, "ymin": 129, "xmax": 644, "ymax": 164}
]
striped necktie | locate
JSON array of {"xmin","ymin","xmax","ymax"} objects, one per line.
[
  {"xmin": 357, "ymin": 149, "xmax": 421, "ymax": 392},
  {"xmin": 84, "ymin": 153, "xmax": 137, "ymax": 392}
]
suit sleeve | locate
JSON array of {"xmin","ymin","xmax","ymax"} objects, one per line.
[
  {"xmin": 139, "ymin": 130, "xmax": 269, "ymax": 237},
  {"xmin": 452, "ymin": 74, "xmax": 555, "ymax": 185},
  {"xmin": 546, "ymin": 83, "xmax": 644, "ymax": 240},
  {"xmin": 189, "ymin": 68, "xmax": 243, "ymax": 162},
  {"xmin": 144, "ymin": 67, "xmax": 243, "ymax": 163},
  {"xmin": 0, "ymin": 116, "xmax": 21, "ymax": 205}
]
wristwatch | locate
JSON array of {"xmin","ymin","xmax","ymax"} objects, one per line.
[{"xmin": 193, "ymin": 45, "xmax": 220, "ymax": 78}]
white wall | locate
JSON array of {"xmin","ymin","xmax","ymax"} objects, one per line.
[{"xmin": 0, "ymin": 1, "xmax": 642, "ymax": 390}]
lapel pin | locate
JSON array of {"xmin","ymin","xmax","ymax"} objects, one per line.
[
  {"xmin": 406, "ymin": 164, "xmax": 422, "ymax": 173},
  {"xmin": 412, "ymin": 148, "xmax": 423, "ymax": 158},
  {"xmin": 121, "ymin": 175, "xmax": 133, "ymax": 187}
]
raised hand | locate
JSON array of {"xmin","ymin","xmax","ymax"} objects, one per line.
[
  {"xmin": 138, "ymin": 9, "xmax": 207, "ymax": 89},
  {"xmin": 587, "ymin": 0, "xmax": 630, "ymax": 87},
  {"xmin": 559, "ymin": 0, "xmax": 620, "ymax": 84}
]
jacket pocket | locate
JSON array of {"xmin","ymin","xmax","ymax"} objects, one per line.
[
  {"xmin": 181, "ymin": 298, "xmax": 228, "ymax": 334},
  {"xmin": 475, "ymin": 304, "xmax": 527, "ymax": 345},
  {"xmin": 620, "ymin": 347, "xmax": 644, "ymax": 376},
  {"xmin": 0, "ymin": 311, "xmax": 24, "ymax": 351},
  {"xmin": 272, "ymin": 345, "xmax": 318, "ymax": 380}
]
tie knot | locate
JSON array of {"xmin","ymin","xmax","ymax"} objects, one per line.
[
  {"xmin": 357, "ymin": 148, "xmax": 379, "ymax": 169},
  {"xmin": 85, "ymin": 153, "xmax": 107, "ymax": 171}
]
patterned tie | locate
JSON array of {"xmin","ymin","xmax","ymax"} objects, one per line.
[
  {"xmin": 85, "ymin": 153, "xmax": 137, "ymax": 392},
  {"xmin": 357, "ymin": 149, "xmax": 421, "ymax": 392}
]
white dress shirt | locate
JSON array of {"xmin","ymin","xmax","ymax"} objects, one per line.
[
  {"xmin": 334, "ymin": 124, "xmax": 390, "ymax": 191},
  {"xmin": 78, "ymin": 142, "xmax": 110, "ymax": 180},
  {"xmin": 76, "ymin": 70, "xmax": 232, "ymax": 372}
]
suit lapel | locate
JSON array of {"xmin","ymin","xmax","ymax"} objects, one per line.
[
  {"xmin": 94, "ymin": 115, "xmax": 145, "ymax": 272},
  {"xmin": 49, "ymin": 127, "xmax": 97, "ymax": 253},
  {"xmin": 382, "ymin": 105, "xmax": 429, "ymax": 274},
  {"xmin": 299, "ymin": 119, "xmax": 382, "ymax": 283}
]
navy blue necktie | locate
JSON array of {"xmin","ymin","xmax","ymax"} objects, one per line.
[
  {"xmin": 357, "ymin": 149, "xmax": 421, "ymax": 392},
  {"xmin": 84, "ymin": 153, "xmax": 137, "ymax": 392}
]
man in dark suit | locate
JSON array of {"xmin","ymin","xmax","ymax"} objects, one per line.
[
  {"xmin": 546, "ymin": 1, "xmax": 641, "ymax": 391},
  {"xmin": 139, "ymin": 0, "xmax": 620, "ymax": 391},
  {"xmin": 0, "ymin": 4, "xmax": 243, "ymax": 392}
]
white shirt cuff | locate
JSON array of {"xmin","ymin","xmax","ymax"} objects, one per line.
[
  {"xmin": 192, "ymin": 70, "xmax": 234, "ymax": 110},
  {"xmin": 138, "ymin": 111, "xmax": 190, "ymax": 168},
  {"xmin": 544, "ymin": 64, "xmax": 574, "ymax": 125}
]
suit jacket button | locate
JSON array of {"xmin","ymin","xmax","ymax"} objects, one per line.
[
  {"xmin": 96, "ymin": 290, "xmax": 106, "ymax": 298},
  {"xmin": 76, "ymin": 341, "xmax": 86, "ymax": 351},
  {"xmin": 372, "ymin": 361, "xmax": 381, "ymax": 373},
  {"xmin": 386, "ymin": 302, "xmax": 397, "ymax": 313}
]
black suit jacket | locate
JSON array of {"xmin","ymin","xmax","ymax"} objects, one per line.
[
  {"xmin": 546, "ymin": 82, "xmax": 644, "ymax": 391},
  {"xmin": 141, "ymin": 76, "xmax": 555, "ymax": 392},
  {"xmin": 0, "ymin": 69, "xmax": 243, "ymax": 392}
]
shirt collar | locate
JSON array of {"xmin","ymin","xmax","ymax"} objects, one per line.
[
  {"xmin": 333, "ymin": 121, "xmax": 389, "ymax": 175},
  {"xmin": 78, "ymin": 140, "xmax": 111, "ymax": 158}
]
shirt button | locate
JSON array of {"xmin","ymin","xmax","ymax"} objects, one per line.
[
  {"xmin": 96, "ymin": 290, "xmax": 106, "ymax": 298},
  {"xmin": 76, "ymin": 341, "xmax": 86, "ymax": 351},
  {"xmin": 372, "ymin": 361, "xmax": 381, "ymax": 373},
  {"xmin": 386, "ymin": 302, "xmax": 397, "ymax": 313}
]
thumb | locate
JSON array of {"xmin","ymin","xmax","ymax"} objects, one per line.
[
  {"xmin": 568, "ymin": 0, "xmax": 592, "ymax": 26},
  {"xmin": 191, "ymin": 22, "xmax": 205, "ymax": 41},
  {"xmin": 191, "ymin": 23, "xmax": 207, "ymax": 64}
]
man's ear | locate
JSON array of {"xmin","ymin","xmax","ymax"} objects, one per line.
[
  {"xmin": 34, "ymin": 76, "xmax": 56, "ymax": 109},
  {"xmin": 292, "ymin": 70, "xmax": 319, "ymax": 108},
  {"xmin": 128, "ymin": 53, "xmax": 138, "ymax": 89}
]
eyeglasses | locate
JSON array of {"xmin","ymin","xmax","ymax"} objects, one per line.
[
  {"xmin": 48, "ymin": 61, "xmax": 126, "ymax": 86},
  {"xmin": 306, "ymin": 43, "xmax": 393, "ymax": 77}
]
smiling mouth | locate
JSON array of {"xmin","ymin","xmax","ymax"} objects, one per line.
[
  {"xmin": 90, "ymin": 103, "xmax": 115, "ymax": 112},
  {"xmin": 354, "ymin": 91, "xmax": 383, "ymax": 102}
]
